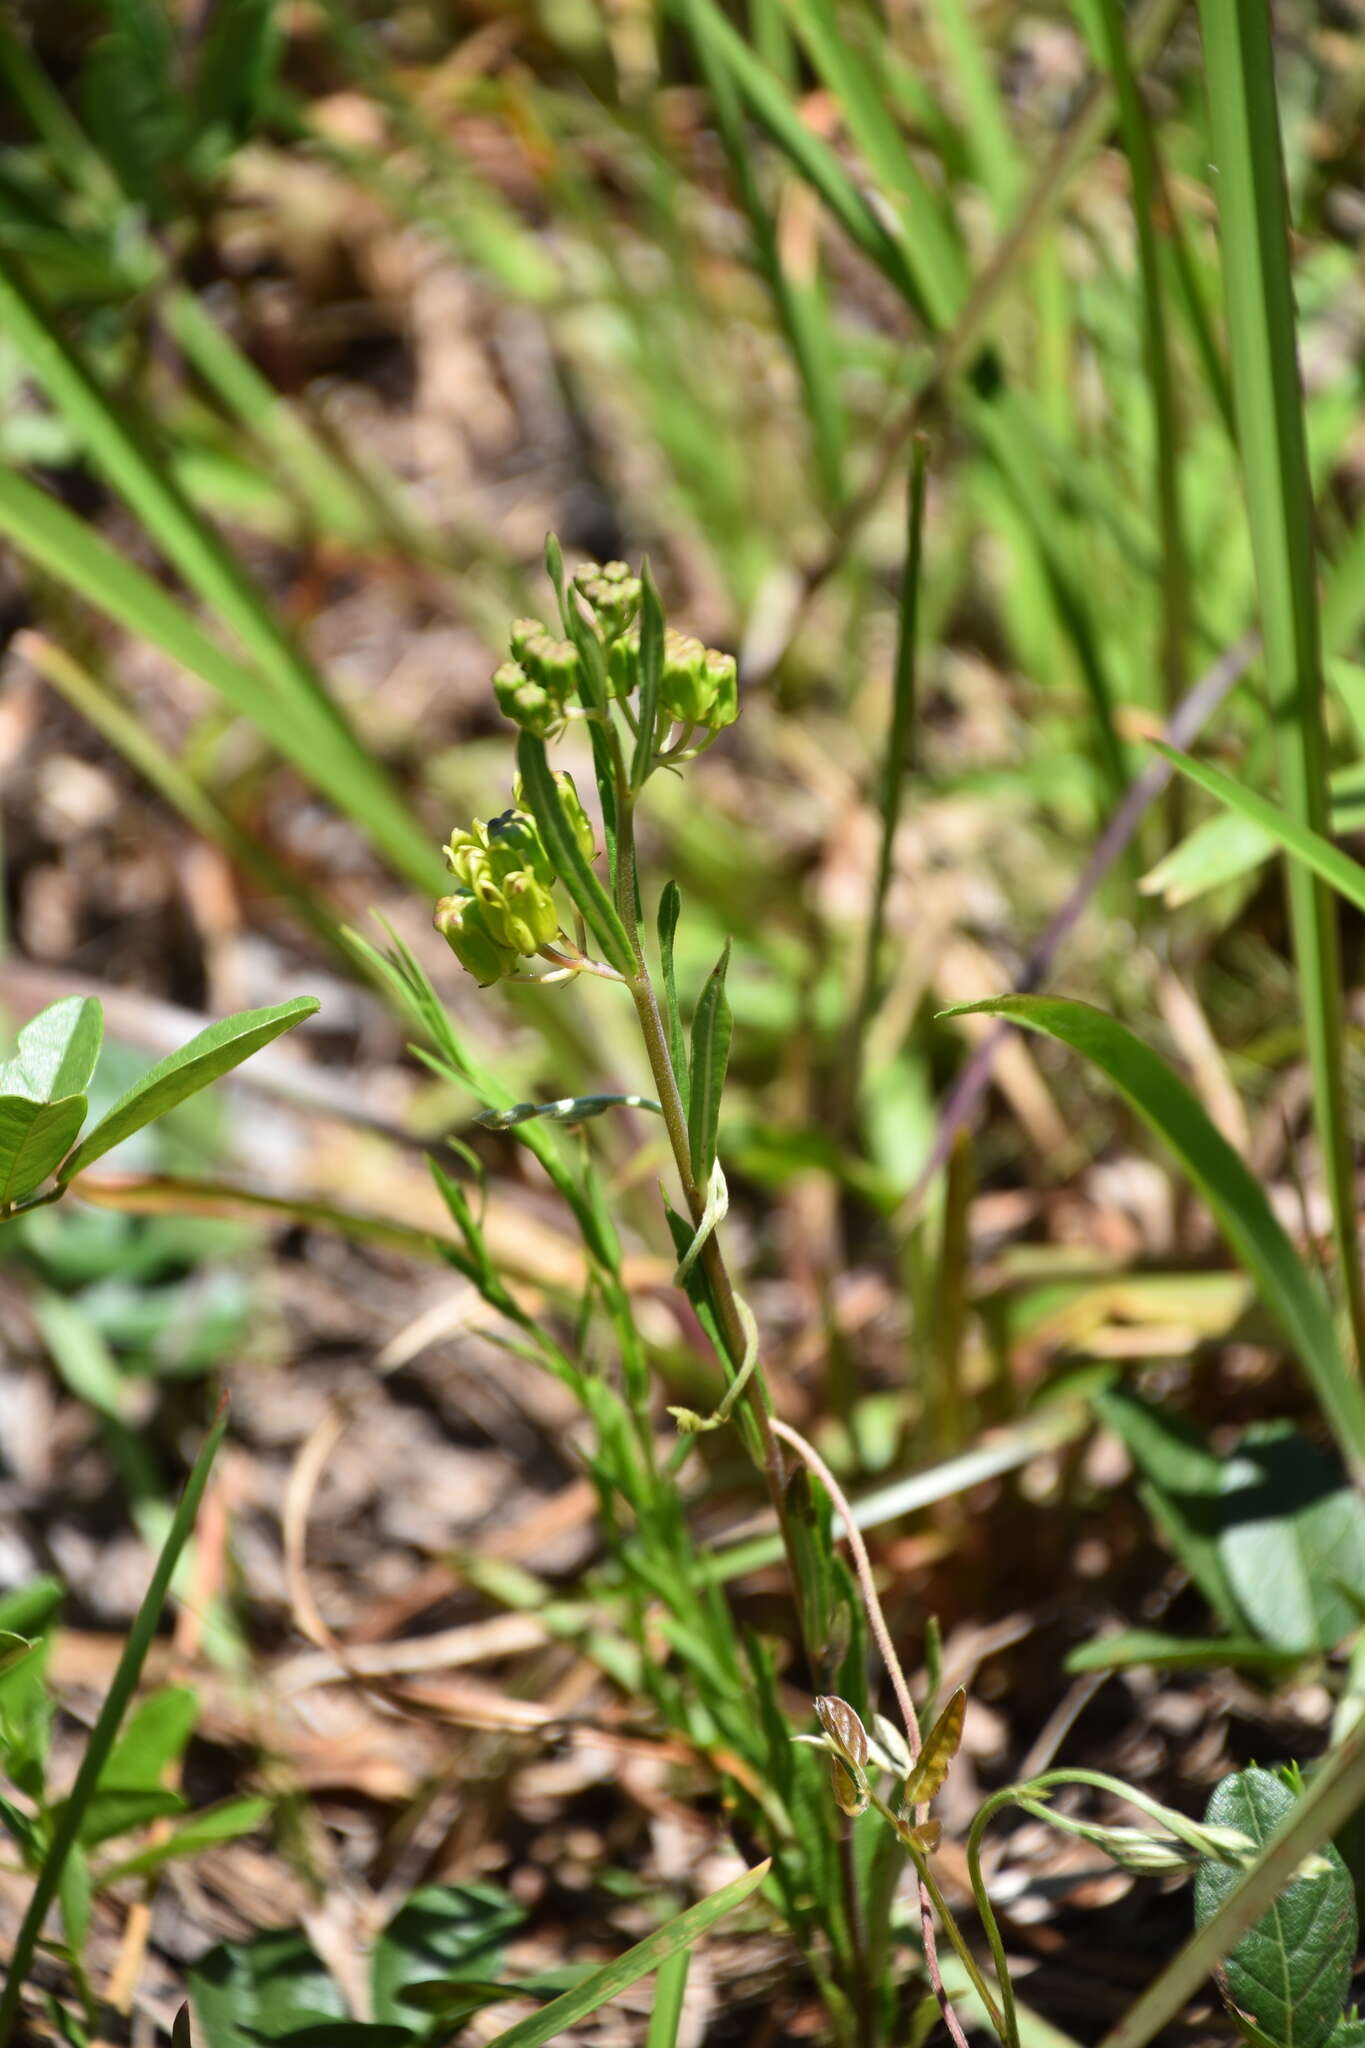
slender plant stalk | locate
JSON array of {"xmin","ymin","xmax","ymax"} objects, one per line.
[{"xmin": 1196, "ymin": 0, "xmax": 1365, "ymax": 1368}]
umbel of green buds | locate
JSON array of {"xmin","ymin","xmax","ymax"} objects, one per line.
[
  {"xmin": 573, "ymin": 560, "xmax": 641, "ymax": 641},
  {"xmin": 436, "ymin": 777, "xmax": 596, "ymax": 984},
  {"xmin": 493, "ymin": 620, "xmax": 582, "ymax": 737},
  {"xmin": 608, "ymin": 625, "xmax": 739, "ymax": 732}
]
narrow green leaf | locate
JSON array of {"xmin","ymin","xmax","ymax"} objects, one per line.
[
  {"xmin": 1195, "ymin": 1769, "xmax": 1356, "ymax": 2048},
  {"xmin": 96, "ymin": 1796, "xmax": 271, "ymax": 1887},
  {"xmin": 514, "ymin": 735, "xmax": 635, "ymax": 978},
  {"xmin": 687, "ymin": 940, "xmax": 732, "ymax": 1186},
  {"xmin": 0, "ymin": 1402, "xmax": 227, "ymax": 2048},
  {"xmin": 645, "ymin": 1951, "xmax": 691, "ymax": 2048},
  {"xmin": 542, "ymin": 535, "xmax": 607, "ymax": 714},
  {"xmin": 0, "ymin": 997, "xmax": 103, "ymax": 1102},
  {"xmin": 485, "ymin": 1859, "xmax": 770, "ymax": 2048},
  {"xmin": 1217, "ymin": 1422, "xmax": 1365, "ymax": 1654},
  {"xmin": 1065, "ymin": 1630, "xmax": 1300, "ymax": 1674},
  {"xmin": 101, "ymin": 1685, "xmax": 198, "ymax": 1794},
  {"xmin": 0, "ymin": 467, "xmax": 440, "ymax": 891},
  {"xmin": 0, "ymin": 1094, "xmax": 86, "ymax": 1206},
  {"xmin": 657, "ymin": 882, "xmax": 689, "ymax": 1117},
  {"xmin": 941, "ymin": 995, "xmax": 1365, "ymax": 1478},
  {"xmin": 61, "ymin": 996, "xmax": 319, "ymax": 1180},
  {"xmin": 70, "ymin": 1787, "xmax": 187, "ymax": 1848},
  {"xmin": 632, "ymin": 559, "xmax": 665, "ymax": 789},
  {"xmin": 1195, "ymin": 0, "xmax": 1363, "ymax": 1367},
  {"xmin": 1156, "ymin": 741, "xmax": 1365, "ymax": 916}
]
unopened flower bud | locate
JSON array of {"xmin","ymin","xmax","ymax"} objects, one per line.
[
  {"xmin": 660, "ymin": 630, "xmax": 710, "ymax": 725},
  {"xmin": 699, "ymin": 648, "xmax": 739, "ymax": 730},
  {"xmin": 574, "ymin": 560, "xmax": 641, "ymax": 640},
  {"xmin": 493, "ymin": 659, "xmax": 560, "ymax": 738},
  {"xmin": 607, "ymin": 629, "xmax": 640, "ymax": 700},
  {"xmin": 434, "ymin": 892, "xmax": 518, "ymax": 985},
  {"xmin": 496, "ymin": 871, "xmax": 560, "ymax": 956},
  {"xmin": 519, "ymin": 632, "xmax": 580, "ymax": 698},
  {"xmin": 485, "ymin": 809, "xmax": 555, "ymax": 887}
]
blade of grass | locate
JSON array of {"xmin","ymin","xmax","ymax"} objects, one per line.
[
  {"xmin": 1155, "ymin": 742, "xmax": 1365, "ymax": 915},
  {"xmin": 843, "ymin": 440, "xmax": 927, "ymax": 1121},
  {"xmin": 644, "ymin": 1951, "xmax": 690, "ymax": 2048},
  {"xmin": 0, "ymin": 1401, "xmax": 227, "ymax": 2048},
  {"xmin": 942, "ymin": 994, "xmax": 1365, "ymax": 1479},
  {"xmin": 1194, "ymin": 0, "xmax": 1365, "ymax": 1367},
  {"xmin": 485, "ymin": 1860, "xmax": 770, "ymax": 2048},
  {"xmin": 0, "ymin": 251, "xmax": 440, "ymax": 890}
]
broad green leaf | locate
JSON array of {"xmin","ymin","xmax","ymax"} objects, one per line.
[
  {"xmin": 98, "ymin": 1796, "xmax": 271, "ymax": 1887},
  {"xmin": 941, "ymin": 996, "xmax": 1365, "ymax": 1478},
  {"xmin": 0, "ymin": 1403, "xmax": 227, "ymax": 2043},
  {"xmin": 1155, "ymin": 743, "xmax": 1365, "ymax": 916},
  {"xmin": 1140, "ymin": 765, "xmax": 1365, "ymax": 909},
  {"xmin": 70, "ymin": 1786, "xmax": 187, "ymax": 1847},
  {"xmin": 1195, "ymin": 1769, "xmax": 1356, "ymax": 2048},
  {"xmin": 61, "ymin": 996, "xmax": 319, "ymax": 1179},
  {"xmin": 190, "ymin": 1930, "xmax": 346, "ymax": 2048},
  {"xmin": 1095, "ymin": 1387, "xmax": 1245, "ymax": 1629},
  {"xmin": 102, "ymin": 1685, "xmax": 197, "ymax": 1793},
  {"xmin": 1065, "ymin": 1630, "xmax": 1300, "ymax": 1674},
  {"xmin": 0, "ymin": 1578, "xmax": 62, "ymax": 1636},
  {"xmin": 485, "ymin": 1858, "xmax": 770, "ymax": 2048},
  {"xmin": 371, "ymin": 1883, "xmax": 524, "ymax": 2027},
  {"xmin": 514, "ymin": 735, "xmax": 634, "ymax": 978},
  {"xmin": 0, "ymin": 997, "xmax": 103, "ymax": 1102},
  {"xmin": 1217, "ymin": 1423, "xmax": 1365, "ymax": 1654},
  {"xmin": 687, "ymin": 940, "xmax": 732, "ymax": 1186},
  {"xmin": 0, "ymin": 1093, "xmax": 86, "ymax": 1206}
]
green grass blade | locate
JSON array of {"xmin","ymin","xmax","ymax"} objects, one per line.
[
  {"xmin": 645, "ymin": 1950, "xmax": 691, "ymax": 2048},
  {"xmin": 674, "ymin": 0, "xmax": 921, "ymax": 304},
  {"xmin": 1195, "ymin": 0, "xmax": 1364, "ymax": 1365},
  {"xmin": 0, "ymin": 467, "xmax": 443, "ymax": 891},
  {"xmin": 0, "ymin": 1402, "xmax": 228, "ymax": 2048},
  {"xmin": 942, "ymin": 994, "xmax": 1365, "ymax": 1477},
  {"xmin": 1155, "ymin": 742, "xmax": 1365, "ymax": 915},
  {"xmin": 633, "ymin": 560, "xmax": 665, "ymax": 790},
  {"xmin": 0, "ymin": 253, "xmax": 440, "ymax": 890},
  {"xmin": 485, "ymin": 1860, "xmax": 770, "ymax": 2048}
]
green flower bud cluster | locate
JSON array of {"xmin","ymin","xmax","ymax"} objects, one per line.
[
  {"xmin": 435, "ymin": 775, "xmax": 596, "ymax": 984},
  {"xmin": 572, "ymin": 560, "xmax": 641, "ymax": 641},
  {"xmin": 492, "ymin": 620, "xmax": 582, "ymax": 737},
  {"xmin": 607, "ymin": 625, "xmax": 739, "ymax": 732}
]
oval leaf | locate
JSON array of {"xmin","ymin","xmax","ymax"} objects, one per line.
[
  {"xmin": 371, "ymin": 1883, "xmax": 524, "ymax": 2027},
  {"xmin": 940, "ymin": 995, "xmax": 1365, "ymax": 1478},
  {"xmin": 60, "ymin": 996, "xmax": 318, "ymax": 1180},
  {"xmin": 0, "ymin": 1093, "xmax": 87, "ymax": 1206},
  {"xmin": 1217, "ymin": 1422, "xmax": 1365, "ymax": 1654},
  {"xmin": 1195, "ymin": 1768, "xmax": 1356, "ymax": 2048},
  {"xmin": 0, "ymin": 997, "xmax": 103, "ymax": 1102}
]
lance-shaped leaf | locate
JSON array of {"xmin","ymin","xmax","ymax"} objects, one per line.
[
  {"xmin": 515, "ymin": 734, "xmax": 635, "ymax": 978},
  {"xmin": 0, "ymin": 997, "xmax": 103, "ymax": 1102},
  {"xmin": 632, "ymin": 559, "xmax": 665, "ymax": 789},
  {"xmin": 59, "ymin": 996, "xmax": 318, "ymax": 1181},
  {"xmin": 688, "ymin": 940, "xmax": 732, "ymax": 1186},
  {"xmin": 903, "ymin": 1687, "xmax": 965, "ymax": 1807},
  {"xmin": 1155, "ymin": 741, "xmax": 1365, "ymax": 916},
  {"xmin": 543, "ymin": 533, "xmax": 608, "ymax": 714},
  {"xmin": 0, "ymin": 1094, "xmax": 87, "ymax": 1207},
  {"xmin": 941, "ymin": 995, "xmax": 1365, "ymax": 1480},
  {"xmin": 657, "ymin": 882, "xmax": 689, "ymax": 1114}
]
